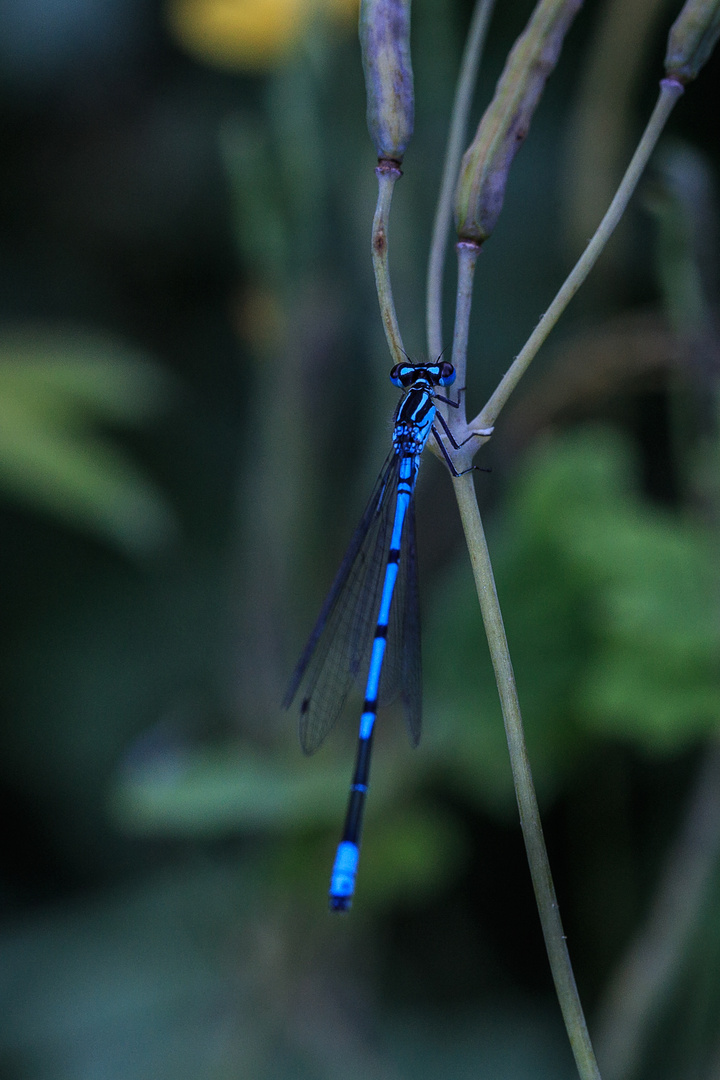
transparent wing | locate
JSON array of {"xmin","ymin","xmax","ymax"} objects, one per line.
[
  {"xmin": 379, "ymin": 490, "xmax": 422, "ymax": 746},
  {"xmin": 283, "ymin": 452, "xmax": 401, "ymax": 755},
  {"xmin": 401, "ymin": 495, "xmax": 422, "ymax": 745}
]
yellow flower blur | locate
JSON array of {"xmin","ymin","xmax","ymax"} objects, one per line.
[{"xmin": 166, "ymin": 0, "xmax": 359, "ymax": 72}]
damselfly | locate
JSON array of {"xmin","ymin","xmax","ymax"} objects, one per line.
[{"xmin": 284, "ymin": 361, "xmax": 490, "ymax": 910}]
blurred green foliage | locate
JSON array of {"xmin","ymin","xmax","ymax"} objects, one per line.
[
  {"xmin": 427, "ymin": 427, "xmax": 720, "ymax": 812},
  {"xmin": 0, "ymin": 330, "xmax": 176, "ymax": 556}
]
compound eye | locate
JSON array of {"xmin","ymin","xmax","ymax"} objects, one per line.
[
  {"xmin": 390, "ymin": 363, "xmax": 414, "ymax": 387},
  {"xmin": 438, "ymin": 361, "xmax": 456, "ymax": 386}
]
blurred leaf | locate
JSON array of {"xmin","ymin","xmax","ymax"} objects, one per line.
[
  {"xmin": 0, "ymin": 330, "xmax": 177, "ymax": 556},
  {"xmin": 110, "ymin": 743, "xmax": 348, "ymax": 836},
  {"xmin": 526, "ymin": 428, "xmax": 720, "ymax": 748},
  {"xmin": 426, "ymin": 426, "xmax": 720, "ymax": 814}
]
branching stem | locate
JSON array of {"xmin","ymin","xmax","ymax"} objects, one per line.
[{"xmin": 473, "ymin": 77, "xmax": 684, "ymax": 431}]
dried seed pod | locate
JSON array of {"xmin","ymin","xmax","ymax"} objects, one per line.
[
  {"xmin": 455, "ymin": 0, "xmax": 582, "ymax": 244},
  {"xmin": 359, "ymin": 0, "xmax": 414, "ymax": 163},
  {"xmin": 665, "ymin": 0, "xmax": 720, "ymax": 84}
]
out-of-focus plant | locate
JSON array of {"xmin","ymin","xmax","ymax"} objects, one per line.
[
  {"xmin": 0, "ymin": 329, "xmax": 176, "ymax": 557},
  {"xmin": 166, "ymin": 0, "xmax": 360, "ymax": 71}
]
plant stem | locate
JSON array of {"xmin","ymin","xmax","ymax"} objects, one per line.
[
  {"xmin": 426, "ymin": 0, "xmax": 497, "ymax": 361},
  {"xmin": 453, "ymin": 472, "xmax": 602, "ymax": 1080},
  {"xmin": 428, "ymin": 239, "xmax": 491, "ymax": 472},
  {"xmin": 450, "ymin": 240, "xmax": 481, "ymax": 401},
  {"xmin": 372, "ymin": 161, "xmax": 406, "ymax": 364},
  {"xmin": 474, "ymin": 76, "xmax": 684, "ymax": 432}
]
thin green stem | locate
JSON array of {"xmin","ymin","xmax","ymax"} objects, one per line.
[
  {"xmin": 450, "ymin": 240, "xmax": 481, "ymax": 399},
  {"xmin": 372, "ymin": 162, "xmax": 406, "ymax": 365},
  {"xmin": 453, "ymin": 472, "xmax": 602, "ymax": 1080},
  {"xmin": 474, "ymin": 76, "xmax": 684, "ymax": 432},
  {"xmin": 428, "ymin": 240, "xmax": 490, "ymax": 472},
  {"xmin": 426, "ymin": 0, "xmax": 497, "ymax": 361}
]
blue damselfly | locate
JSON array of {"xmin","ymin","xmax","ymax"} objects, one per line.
[{"xmin": 284, "ymin": 361, "xmax": 489, "ymax": 910}]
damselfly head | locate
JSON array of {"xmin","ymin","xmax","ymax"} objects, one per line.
[{"xmin": 390, "ymin": 361, "xmax": 456, "ymax": 389}]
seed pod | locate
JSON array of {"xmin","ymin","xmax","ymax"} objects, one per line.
[
  {"xmin": 665, "ymin": 0, "xmax": 720, "ymax": 84},
  {"xmin": 455, "ymin": 0, "xmax": 582, "ymax": 244},
  {"xmin": 359, "ymin": 0, "xmax": 414, "ymax": 163}
]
